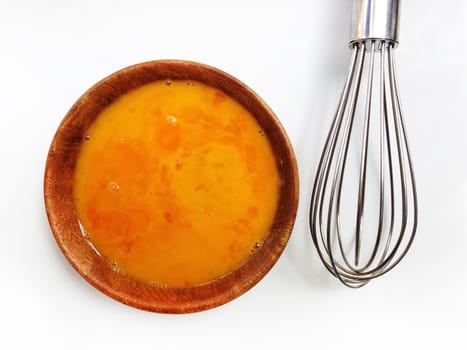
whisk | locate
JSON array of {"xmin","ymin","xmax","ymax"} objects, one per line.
[{"xmin": 309, "ymin": 0, "xmax": 417, "ymax": 287}]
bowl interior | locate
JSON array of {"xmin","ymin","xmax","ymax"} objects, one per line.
[{"xmin": 44, "ymin": 60, "xmax": 298, "ymax": 313}]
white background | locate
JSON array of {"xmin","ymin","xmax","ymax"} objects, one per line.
[{"xmin": 1, "ymin": 0, "xmax": 466, "ymax": 349}]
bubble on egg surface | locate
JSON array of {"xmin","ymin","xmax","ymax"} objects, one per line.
[{"xmin": 166, "ymin": 115, "xmax": 178, "ymax": 124}]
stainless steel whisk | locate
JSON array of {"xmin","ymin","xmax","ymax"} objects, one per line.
[{"xmin": 309, "ymin": 0, "xmax": 417, "ymax": 287}]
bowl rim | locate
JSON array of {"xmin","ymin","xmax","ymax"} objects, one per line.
[{"xmin": 43, "ymin": 59, "xmax": 299, "ymax": 313}]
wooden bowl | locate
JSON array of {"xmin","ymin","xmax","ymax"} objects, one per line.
[{"xmin": 44, "ymin": 60, "xmax": 298, "ymax": 313}]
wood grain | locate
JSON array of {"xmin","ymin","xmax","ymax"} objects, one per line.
[{"xmin": 44, "ymin": 60, "xmax": 299, "ymax": 313}]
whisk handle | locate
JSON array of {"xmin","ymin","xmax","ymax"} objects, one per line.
[{"xmin": 350, "ymin": 0, "xmax": 400, "ymax": 46}]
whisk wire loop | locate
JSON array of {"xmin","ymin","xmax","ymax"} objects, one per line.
[{"xmin": 309, "ymin": 39, "xmax": 418, "ymax": 288}]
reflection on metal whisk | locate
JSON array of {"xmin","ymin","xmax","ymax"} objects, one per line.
[{"xmin": 309, "ymin": 0, "xmax": 418, "ymax": 287}]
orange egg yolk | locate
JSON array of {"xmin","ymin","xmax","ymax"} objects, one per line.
[{"xmin": 73, "ymin": 80, "xmax": 280, "ymax": 288}]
